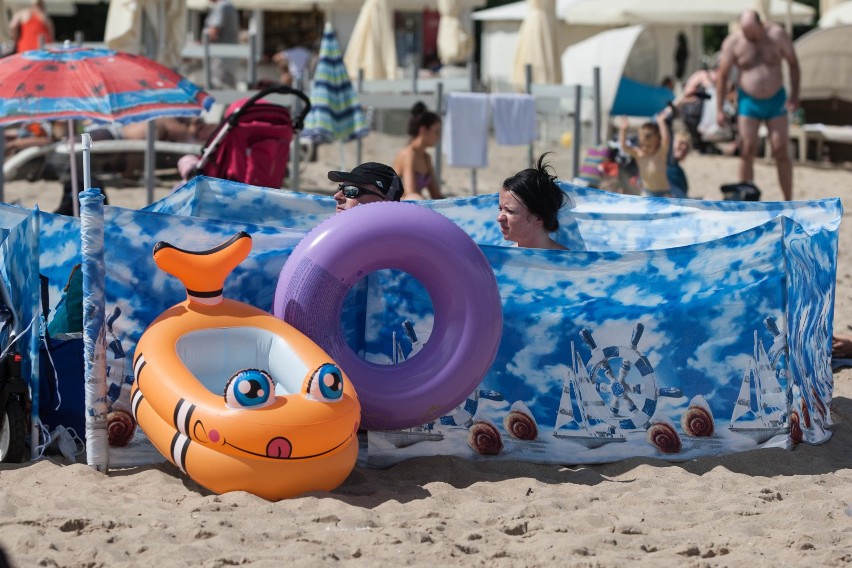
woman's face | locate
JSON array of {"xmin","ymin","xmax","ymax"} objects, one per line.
[
  {"xmin": 497, "ymin": 189, "xmax": 542, "ymax": 245},
  {"xmin": 421, "ymin": 121, "xmax": 441, "ymax": 147}
]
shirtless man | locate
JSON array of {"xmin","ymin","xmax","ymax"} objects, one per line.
[{"xmin": 716, "ymin": 10, "xmax": 800, "ymax": 201}]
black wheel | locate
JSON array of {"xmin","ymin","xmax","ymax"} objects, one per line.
[{"xmin": 0, "ymin": 398, "xmax": 25, "ymax": 463}]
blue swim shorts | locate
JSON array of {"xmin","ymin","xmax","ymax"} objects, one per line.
[{"xmin": 737, "ymin": 87, "xmax": 787, "ymax": 121}]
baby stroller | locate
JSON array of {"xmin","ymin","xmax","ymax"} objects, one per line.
[{"xmin": 189, "ymin": 84, "xmax": 311, "ymax": 188}]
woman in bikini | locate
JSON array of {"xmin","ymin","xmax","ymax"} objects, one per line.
[{"xmin": 393, "ymin": 102, "xmax": 443, "ymax": 200}]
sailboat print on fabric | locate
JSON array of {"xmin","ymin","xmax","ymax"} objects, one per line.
[
  {"xmin": 553, "ymin": 341, "xmax": 626, "ymax": 448},
  {"xmin": 371, "ymin": 321, "xmax": 504, "ymax": 448},
  {"xmin": 728, "ymin": 320, "xmax": 790, "ymax": 444}
]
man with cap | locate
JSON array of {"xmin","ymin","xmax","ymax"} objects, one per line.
[{"xmin": 328, "ymin": 162, "xmax": 404, "ymax": 213}]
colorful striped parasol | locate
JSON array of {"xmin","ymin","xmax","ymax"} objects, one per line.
[
  {"xmin": 0, "ymin": 43, "xmax": 213, "ymax": 215},
  {"xmin": 300, "ymin": 23, "xmax": 369, "ymax": 144},
  {"xmin": 0, "ymin": 45, "xmax": 213, "ymax": 126}
]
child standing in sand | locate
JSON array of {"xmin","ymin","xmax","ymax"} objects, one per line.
[{"xmin": 618, "ymin": 109, "xmax": 672, "ymax": 197}]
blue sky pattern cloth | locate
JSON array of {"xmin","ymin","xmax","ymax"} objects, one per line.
[{"xmin": 4, "ymin": 176, "xmax": 839, "ymax": 466}]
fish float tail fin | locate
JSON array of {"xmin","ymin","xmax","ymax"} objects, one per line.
[{"xmin": 153, "ymin": 232, "xmax": 252, "ymax": 305}]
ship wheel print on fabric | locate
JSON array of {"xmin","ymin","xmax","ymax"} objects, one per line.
[{"xmin": 580, "ymin": 323, "xmax": 681, "ymax": 431}]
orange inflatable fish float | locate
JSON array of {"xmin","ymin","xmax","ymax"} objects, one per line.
[{"xmin": 131, "ymin": 232, "xmax": 361, "ymax": 500}]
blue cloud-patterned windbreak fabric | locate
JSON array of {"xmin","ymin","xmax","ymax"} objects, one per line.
[
  {"xmin": 18, "ymin": 175, "xmax": 841, "ymax": 467},
  {"xmin": 135, "ymin": 177, "xmax": 841, "ymax": 467},
  {"xmin": 0, "ymin": 204, "xmax": 39, "ymax": 420}
]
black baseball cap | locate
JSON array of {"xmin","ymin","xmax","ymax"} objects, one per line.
[{"xmin": 328, "ymin": 162, "xmax": 404, "ymax": 201}]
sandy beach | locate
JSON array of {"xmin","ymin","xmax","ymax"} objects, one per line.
[{"xmin": 1, "ymin": 134, "xmax": 851, "ymax": 567}]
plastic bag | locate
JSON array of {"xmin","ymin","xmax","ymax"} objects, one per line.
[{"xmin": 697, "ymin": 87, "xmax": 733, "ymax": 142}]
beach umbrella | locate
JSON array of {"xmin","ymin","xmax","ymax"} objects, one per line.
[
  {"xmin": 301, "ymin": 22, "xmax": 368, "ymax": 146},
  {"xmin": 104, "ymin": 0, "xmax": 187, "ymax": 69},
  {"xmin": 0, "ymin": 44, "xmax": 212, "ymax": 215},
  {"xmin": 343, "ymin": 0, "xmax": 397, "ymax": 81},
  {"xmin": 512, "ymin": 0, "xmax": 561, "ymax": 87},
  {"xmin": 437, "ymin": 0, "xmax": 471, "ymax": 66}
]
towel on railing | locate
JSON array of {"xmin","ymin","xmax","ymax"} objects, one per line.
[
  {"xmin": 443, "ymin": 92, "xmax": 490, "ymax": 168},
  {"xmin": 491, "ymin": 93, "xmax": 537, "ymax": 146}
]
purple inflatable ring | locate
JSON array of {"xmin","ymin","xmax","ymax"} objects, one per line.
[{"xmin": 273, "ymin": 202, "xmax": 502, "ymax": 430}]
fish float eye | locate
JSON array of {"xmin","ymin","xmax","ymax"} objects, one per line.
[
  {"xmin": 307, "ymin": 363, "xmax": 344, "ymax": 402},
  {"xmin": 224, "ymin": 368, "xmax": 275, "ymax": 409}
]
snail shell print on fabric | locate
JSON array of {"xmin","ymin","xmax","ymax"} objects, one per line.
[
  {"xmin": 646, "ymin": 421, "xmax": 682, "ymax": 454},
  {"xmin": 468, "ymin": 420, "xmax": 503, "ymax": 456},
  {"xmin": 680, "ymin": 396, "xmax": 714, "ymax": 437},
  {"xmin": 503, "ymin": 401, "xmax": 538, "ymax": 441},
  {"xmin": 108, "ymin": 409, "xmax": 137, "ymax": 447}
]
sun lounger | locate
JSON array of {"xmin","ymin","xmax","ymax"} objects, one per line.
[
  {"xmin": 3, "ymin": 141, "xmax": 63, "ymax": 180},
  {"xmin": 3, "ymin": 140, "xmax": 202, "ymax": 182},
  {"xmin": 760, "ymin": 123, "xmax": 852, "ymax": 163}
]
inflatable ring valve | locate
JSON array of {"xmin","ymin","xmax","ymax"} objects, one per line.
[
  {"xmin": 133, "ymin": 232, "xmax": 361, "ymax": 500},
  {"xmin": 273, "ymin": 202, "xmax": 502, "ymax": 430}
]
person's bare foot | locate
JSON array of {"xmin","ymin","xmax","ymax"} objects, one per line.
[{"xmin": 831, "ymin": 334, "xmax": 852, "ymax": 359}]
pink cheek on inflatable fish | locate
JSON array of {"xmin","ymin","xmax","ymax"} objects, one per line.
[
  {"xmin": 266, "ymin": 437, "xmax": 292, "ymax": 458},
  {"xmin": 208, "ymin": 429, "xmax": 220, "ymax": 443}
]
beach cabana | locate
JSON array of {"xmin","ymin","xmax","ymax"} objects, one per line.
[
  {"xmin": 474, "ymin": 0, "xmax": 703, "ymax": 90},
  {"xmin": 475, "ymin": 0, "xmax": 815, "ymax": 90},
  {"xmin": 561, "ymin": 0, "xmax": 815, "ymax": 26},
  {"xmin": 793, "ymin": 24, "xmax": 852, "ymax": 161}
]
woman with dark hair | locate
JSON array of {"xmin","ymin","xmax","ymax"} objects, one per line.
[
  {"xmin": 392, "ymin": 101, "xmax": 443, "ymax": 200},
  {"xmin": 497, "ymin": 154, "xmax": 568, "ymax": 250}
]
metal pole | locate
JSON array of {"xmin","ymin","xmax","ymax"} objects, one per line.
[
  {"xmin": 157, "ymin": 0, "xmax": 166, "ymax": 61},
  {"xmin": 203, "ymin": 29, "xmax": 212, "ymax": 90},
  {"xmin": 292, "ymin": 77, "xmax": 303, "ymax": 192},
  {"xmin": 470, "ymin": 169, "xmax": 477, "ymax": 196},
  {"xmin": 145, "ymin": 121, "xmax": 156, "ymax": 205},
  {"xmin": 68, "ymin": 119, "xmax": 79, "ymax": 217},
  {"xmin": 572, "ymin": 84, "xmax": 582, "ymax": 179},
  {"xmin": 435, "ymin": 81, "xmax": 443, "ymax": 195},
  {"xmin": 593, "ymin": 66, "xmax": 602, "ymax": 146},
  {"xmin": 251, "ymin": 9, "xmax": 264, "ymax": 63},
  {"xmin": 291, "ymin": 78, "xmax": 302, "ymax": 191},
  {"xmin": 468, "ymin": 61, "xmax": 477, "ymax": 92},
  {"xmin": 356, "ymin": 69, "xmax": 364, "ymax": 165},
  {"xmin": 82, "ymin": 133, "xmax": 91, "ymax": 191},
  {"xmin": 0, "ymin": 135, "xmax": 5, "ymax": 203},
  {"xmin": 525, "ymin": 63, "xmax": 534, "ymax": 168},
  {"xmin": 411, "ymin": 60, "xmax": 418, "ymax": 94},
  {"xmin": 248, "ymin": 30, "xmax": 258, "ymax": 88},
  {"xmin": 142, "ymin": 14, "xmax": 157, "ymax": 206}
]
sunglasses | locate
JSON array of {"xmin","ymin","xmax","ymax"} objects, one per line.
[{"xmin": 338, "ymin": 184, "xmax": 384, "ymax": 199}]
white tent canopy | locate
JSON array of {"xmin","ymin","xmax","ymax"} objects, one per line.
[
  {"xmin": 795, "ymin": 24, "xmax": 852, "ymax": 102},
  {"xmin": 560, "ymin": 24, "xmax": 655, "ymax": 132},
  {"xmin": 819, "ymin": 1, "xmax": 852, "ymax": 27},
  {"xmin": 187, "ymin": 0, "xmax": 334, "ymax": 10},
  {"xmin": 472, "ymin": 0, "xmax": 584, "ymax": 21},
  {"xmin": 561, "ymin": 0, "xmax": 815, "ymax": 26}
]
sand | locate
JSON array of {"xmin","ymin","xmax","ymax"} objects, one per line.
[{"xmin": 1, "ymin": 134, "xmax": 851, "ymax": 567}]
